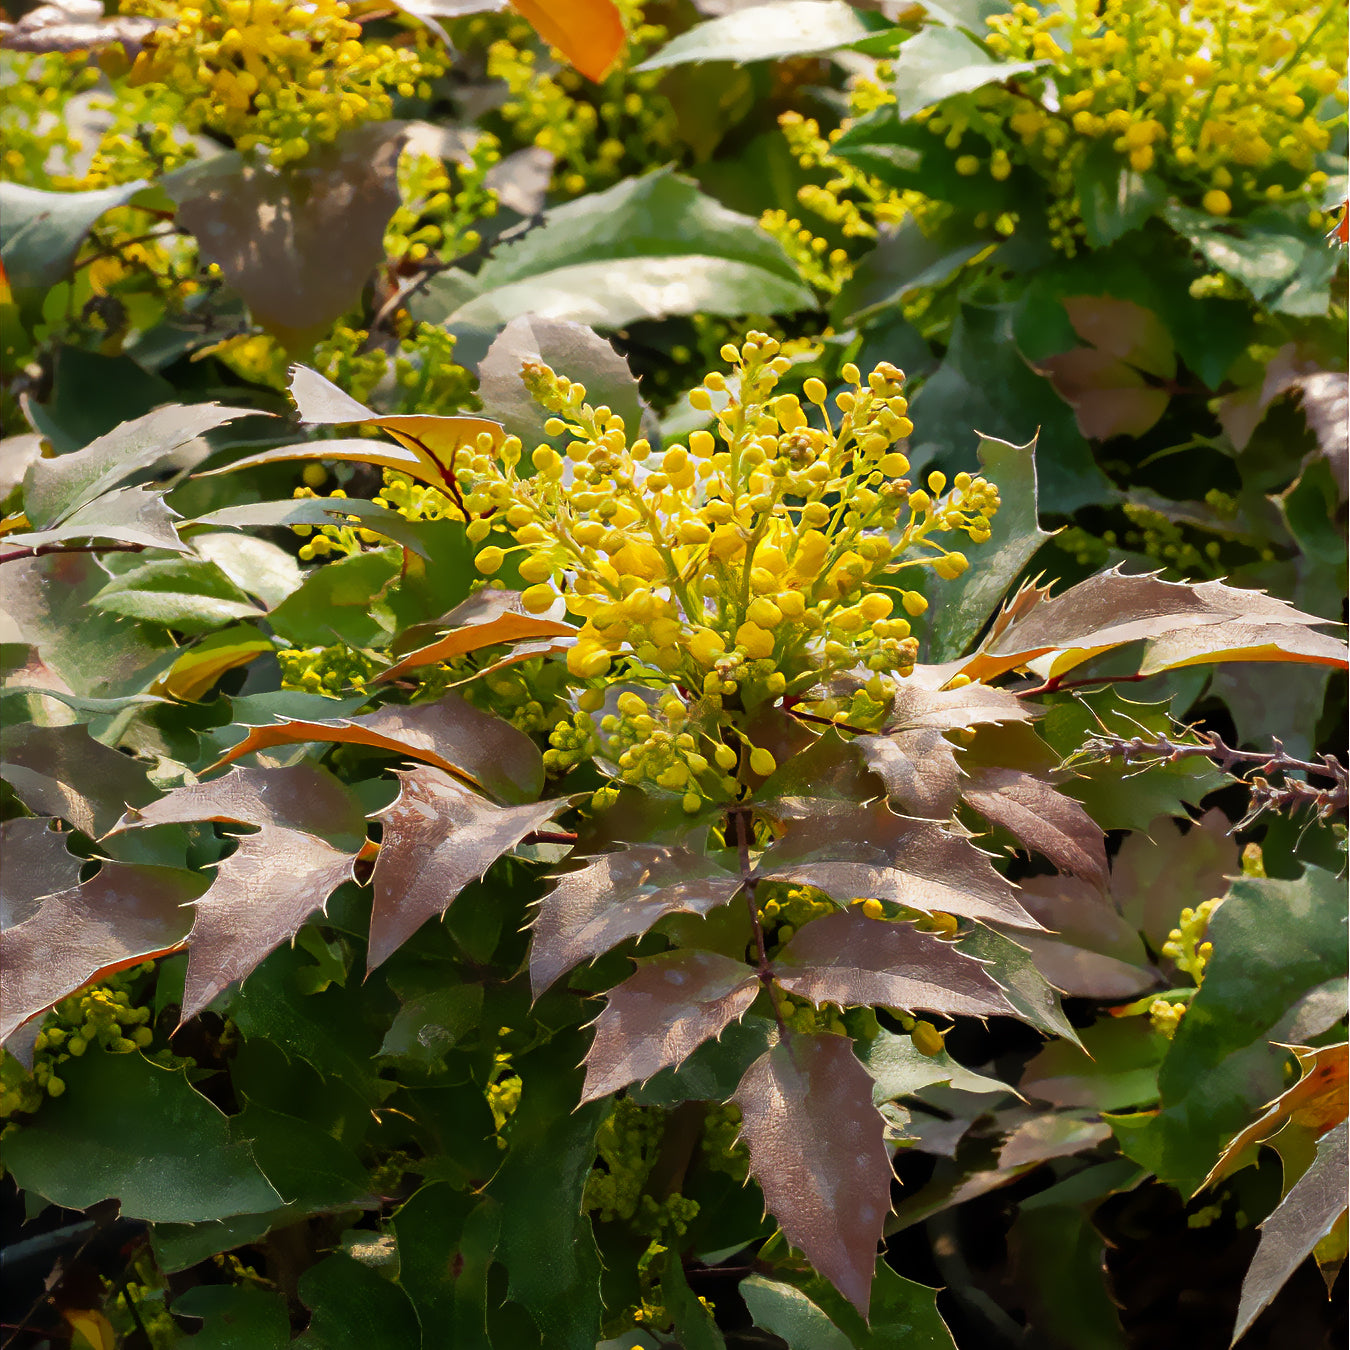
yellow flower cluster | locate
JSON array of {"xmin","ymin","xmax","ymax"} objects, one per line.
[
  {"xmin": 0, "ymin": 52, "xmax": 100, "ymax": 185},
  {"xmin": 123, "ymin": 0, "xmax": 444, "ymax": 164},
  {"xmin": 384, "ymin": 141, "xmax": 501, "ymax": 268},
  {"xmin": 1148, "ymin": 894, "xmax": 1223, "ymax": 1037},
  {"xmin": 450, "ymin": 335, "xmax": 996, "ymax": 808},
  {"xmin": 465, "ymin": 0, "xmax": 678, "ymax": 196},
  {"xmin": 979, "ymin": 0, "xmax": 1345, "ymax": 246}
]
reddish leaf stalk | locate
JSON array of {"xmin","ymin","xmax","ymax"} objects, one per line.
[
  {"xmin": 1018, "ymin": 671, "xmax": 1152, "ymax": 698},
  {"xmin": 0, "ymin": 542, "xmax": 147, "ymax": 566},
  {"xmin": 733, "ymin": 806, "xmax": 788, "ymax": 1043}
]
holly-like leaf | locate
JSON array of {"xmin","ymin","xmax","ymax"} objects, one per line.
[
  {"xmin": 512, "ymin": 0, "xmax": 625, "ymax": 82},
  {"xmin": 529, "ymin": 844, "xmax": 744, "ymax": 997},
  {"xmin": 378, "ymin": 590, "xmax": 576, "ymax": 683},
  {"xmin": 212, "ymin": 695, "xmax": 544, "ymax": 804},
  {"xmin": 156, "ymin": 626, "xmax": 275, "ymax": 703},
  {"xmin": 892, "ymin": 23, "xmax": 1042, "ymax": 120},
  {"xmin": 1231, "ymin": 1121, "xmax": 1349, "ymax": 1346},
  {"xmin": 0, "ymin": 1049, "xmax": 281, "ymax": 1222},
  {"xmin": 2, "ymin": 485, "xmax": 188, "ymax": 555},
  {"xmin": 0, "ymin": 2, "xmax": 165, "ymax": 54},
  {"xmin": 773, "ymin": 910, "xmax": 1012, "ymax": 1018},
  {"xmin": 754, "ymin": 801, "xmax": 1041, "ymax": 929},
  {"xmin": 23, "ymin": 401, "xmax": 259, "ymax": 530},
  {"xmin": 733, "ymin": 1033, "xmax": 893, "ymax": 1317},
  {"xmin": 1138, "ymin": 620, "xmax": 1349, "ymax": 674},
  {"xmin": 637, "ymin": 0, "xmax": 869, "ymax": 71},
  {"xmin": 580, "ymin": 949, "xmax": 760, "ymax": 1101},
  {"xmin": 90, "ymin": 557, "xmax": 263, "ymax": 631},
  {"xmin": 0, "ymin": 862, "xmax": 204, "ymax": 1043},
  {"xmin": 855, "ymin": 727, "xmax": 960, "ymax": 818},
  {"xmin": 0, "ymin": 818, "xmax": 83, "ymax": 928},
  {"xmin": 111, "ymin": 765, "xmax": 367, "ymax": 1019},
  {"xmin": 367, "ymin": 765, "xmax": 559, "ymax": 971},
  {"xmin": 860, "ymin": 1027, "xmax": 1014, "ymax": 1105},
  {"xmin": 961, "ymin": 766, "xmax": 1108, "ymax": 887},
  {"xmin": 957, "ymin": 925, "xmax": 1082, "ymax": 1045},
  {"xmin": 964, "ymin": 568, "xmax": 1338, "ymax": 683},
  {"xmin": 1, "ymin": 721, "xmax": 158, "ymax": 837}
]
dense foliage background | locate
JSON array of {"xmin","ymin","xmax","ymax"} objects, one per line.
[{"xmin": 0, "ymin": 2, "xmax": 1346, "ymax": 1348}]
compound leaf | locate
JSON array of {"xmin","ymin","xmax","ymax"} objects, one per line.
[
  {"xmin": 580, "ymin": 949, "xmax": 760, "ymax": 1101},
  {"xmin": 773, "ymin": 911, "xmax": 1012, "ymax": 1018},
  {"xmin": 368, "ymin": 764, "xmax": 559, "ymax": 971},
  {"xmin": 734, "ymin": 1033, "xmax": 893, "ymax": 1317},
  {"xmin": 529, "ymin": 844, "xmax": 744, "ymax": 997}
]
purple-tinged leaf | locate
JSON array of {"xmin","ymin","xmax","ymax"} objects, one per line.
[
  {"xmin": 581, "ymin": 949, "xmax": 760, "ymax": 1102},
  {"xmin": 1231, "ymin": 1121, "xmax": 1348, "ymax": 1346},
  {"xmin": 182, "ymin": 825, "xmax": 357, "ymax": 1021},
  {"xmin": 368, "ymin": 765, "xmax": 559, "ymax": 972},
  {"xmin": 733, "ymin": 1033, "xmax": 892, "ymax": 1317},
  {"xmin": 774, "ymin": 911, "xmax": 1012, "ymax": 1017},
  {"xmin": 998, "ymin": 1112, "xmax": 1113, "ymax": 1168},
  {"xmin": 0, "ymin": 818, "xmax": 83, "ymax": 928},
  {"xmin": 211, "ymin": 694, "xmax": 543, "ymax": 804},
  {"xmin": 884, "ymin": 679, "xmax": 1036, "ymax": 734},
  {"xmin": 1, "ymin": 863, "xmax": 204, "ymax": 1043},
  {"xmin": 961, "ymin": 766, "xmax": 1108, "ymax": 887},
  {"xmin": 755, "ymin": 801, "xmax": 1040, "ymax": 929},
  {"xmin": 529, "ymin": 844, "xmax": 743, "ymax": 997},
  {"xmin": 855, "ymin": 727, "xmax": 960, "ymax": 818}
]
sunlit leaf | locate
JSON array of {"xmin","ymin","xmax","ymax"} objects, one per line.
[
  {"xmin": 580, "ymin": 948, "xmax": 760, "ymax": 1101},
  {"xmin": 734, "ymin": 1033, "xmax": 892, "ymax": 1317},
  {"xmin": 0, "ymin": 862, "xmax": 204, "ymax": 1043},
  {"xmin": 156, "ymin": 626, "xmax": 274, "ymax": 702},
  {"xmin": 367, "ymin": 764, "xmax": 558, "ymax": 971},
  {"xmin": 0, "ymin": 818, "xmax": 83, "ymax": 928},
  {"xmin": 1, "ymin": 485, "xmax": 188, "ymax": 555},
  {"xmin": 754, "ymin": 800, "xmax": 1041, "ymax": 929},
  {"xmin": 774, "ymin": 910, "xmax": 1012, "ymax": 1017},
  {"xmin": 637, "ymin": 0, "xmax": 868, "ymax": 71},
  {"xmin": 90, "ymin": 557, "xmax": 263, "ymax": 631},
  {"xmin": 1138, "ymin": 620, "xmax": 1348, "ymax": 674},
  {"xmin": 529, "ymin": 843, "xmax": 744, "ymax": 997},
  {"xmin": 511, "ymin": 0, "xmax": 625, "ymax": 82},
  {"xmin": 212, "ymin": 695, "xmax": 544, "ymax": 804},
  {"xmin": 0, "ymin": 3, "xmax": 165, "ymax": 54}
]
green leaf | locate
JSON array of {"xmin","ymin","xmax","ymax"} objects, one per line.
[
  {"xmin": 1074, "ymin": 140, "xmax": 1166, "ymax": 248},
  {"xmin": 859, "ymin": 1029, "xmax": 1012, "ymax": 1105},
  {"xmin": 489, "ymin": 1039, "xmax": 606, "ymax": 1349},
  {"xmin": 629, "ymin": 1015, "xmax": 773, "ymax": 1107},
  {"xmin": 173, "ymin": 1285, "xmax": 291, "ymax": 1350},
  {"xmin": 2, "ymin": 485, "xmax": 189, "ymax": 556},
  {"xmin": 393, "ymin": 1186, "xmax": 499, "ymax": 1350},
  {"xmin": 267, "ymin": 547, "xmax": 403, "ymax": 650},
  {"xmin": 891, "ymin": 24, "xmax": 1041, "ymax": 120},
  {"xmin": 293, "ymin": 1252, "xmax": 422, "ymax": 1350},
  {"xmin": 957, "ymin": 925, "xmax": 1082, "ymax": 1047},
  {"xmin": 742, "ymin": 1275, "xmax": 854, "ymax": 1350},
  {"xmin": 90, "ymin": 557, "xmax": 262, "ymax": 632},
  {"xmin": 662, "ymin": 1253, "xmax": 726, "ymax": 1350},
  {"xmin": 1111, "ymin": 866, "xmax": 1348, "ymax": 1194},
  {"xmin": 379, "ymin": 981, "xmax": 484, "ymax": 1071},
  {"xmin": 636, "ymin": 1, "xmax": 870, "ymax": 71},
  {"xmin": 0, "ymin": 179, "xmax": 151, "ymax": 304},
  {"xmin": 1, "ymin": 1050, "xmax": 280, "ymax": 1222},
  {"xmin": 419, "ymin": 169, "xmax": 815, "ymax": 340}
]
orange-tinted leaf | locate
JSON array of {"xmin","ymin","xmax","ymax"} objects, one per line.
[
  {"xmin": 755, "ymin": 801, "xmax": 1041, "ymax": 929},
  {"xmin": 1, "ymin": 722, "xmax": 158, "ymax": 837},
  {"xmin": 156, "ymin": 626, "xmax": 274, "ymax": 702},
  {"xmin": 0, "ymin": 818, "xmax": 83, "ymax": 928},
  {"xmin": 1139, "ymin": 620, "xmax": 1348, "ymax": 674},
  {"xmin": 180, "ymin": 825, "xmax": 357, "ymax": 1020},
  {"xmin": 1061, "ymin": 296, "xmax": 1176, "ymax": 378},
  {"xmin": 774, "ymin": 910, "xmax": 1012, "ymax": 1017},
  {"xmin": 581, "ymin": 949, "xmax": 759, "ymax": 1101},
  {"xmin": 1204, "ymin": 1043, "xmax": 1349, "ymax": 1192},
  {"xmin": 367, "ymin": 765, "xmax": 559, "ymax": 971},
  {"xmin": 378, "ymin": 590, "xmax": 576, "ymax": 683},
  {"xmin": 512, "ymin": 0, "xmax": 626, "ymax": 82},
  {"xmin": 530, "ymin": 844, "xmax": 743, "ymax": 997},
  {"xmin": 733, "ymin": 1033, "xmax": 892, "ymax": 1317},
  {"xmin": 961, "ymin": 766, "xmax": 1108, "ymax": 887},
  {"xmin": 212, "ymin": 695, "xmax": 544, "ymax": 804},
  {"xmin": 0, "ymin": 862, "xmax": 205, "ymax": 1042}
]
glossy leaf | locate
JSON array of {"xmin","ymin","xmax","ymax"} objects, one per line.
[
  {"xmin": 1231, "ymin": 1121, "xmax": 1349, "ymax": 1346},
  {"xmin": 774, "ymin": 910, "xmax": 1012, "ymax": 1017},
  {"xmin": 156, "ymin": 626, "xmax": 275, "ymax": 702},
  {"xmin": 529, "ymin": 843, "xmax": 744, "ymax": 996},
  {"xmin": 212, "ymin": 695, "xmax": 544, "ymax": 804},
  {"xmin": 1138, "ymin": 619, "xmax": 1349, "ymax": 674},
  {"xmin": 0, "ymin": 818, "xmax": 83, "ymax": 928},
  {"xmin": 662, "ymin": 1253, "xmax": 727, "ymax": 1350},
  {"xmin": 637, "ymin": 1, "xmax": 868, "ymax": 71},
  {"xmin": 961, "ymin": 766, "xmax": 1108, "ymax": 887},
  {"xmin": 734, "ymin": 1033, "xmax": 893, "ymax": 1317},
  {"xmin": 292, "ymin": 1252, "xmax": 422, "ymax": 1350},
  {"xmin": 2, "ymin": 484, "xmax": 188, "ymax": 555},
  {"xmin": 755, "ymin": 801, "xmax": 1041, "ymax": 929},
  {"xmin": 0, "ymin": 862, "xmax": 204, "ymax": 1042},
  {"xmin": 90, "ymin": 557, "xmax": 263, "ymax": 631},
  {"xmin": 892, "ymin": 24, "xmax": 1042, "ymax": 120},
  {"xmin": 1, "ymin": 1049, "xmax": 280, "ymax": 1222},
  {"xmin": 859, "ymin": 1029, "xmax": 1013, "ymax": 1106},
  {"xmin": 957, "ymin": 925, "xmax": 1082, "ymax": 1045},
  {"xmin": 855, "ymin": 727, "xmax": 960, "ymax": 818},
  {"xmin": 368, "ymin": 764, "xmax": 558, "ymax": 971},
  {"xmin": 23, "ymin": 401, "xmax": 258, "ymax": 529},
  {"xmin": 172, "ymin": 1285, "xmax": 290, "ymax": 1350},
  {"xmin": 425, "ymin": 169, "xmax": 815, "ymax": 336},
  {"xmin": 580, "ymin": 948, "xmax": 760, "ymax": 1101}
]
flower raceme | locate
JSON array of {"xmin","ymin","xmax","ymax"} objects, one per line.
[{"xmin": 448, "ymin": 335, "xmax": 998, "ymax": 805}]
